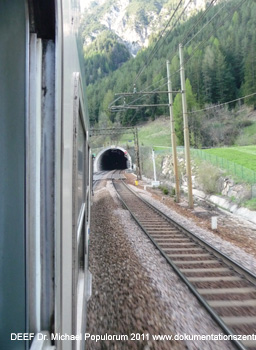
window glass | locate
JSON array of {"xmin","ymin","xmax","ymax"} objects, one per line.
[{"xmin": 77, "ymin": 116, "xmax": 85, "ymax": 219}]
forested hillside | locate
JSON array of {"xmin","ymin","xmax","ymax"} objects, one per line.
[
  {"xmin": 85, "ymin": 0, "xmax": 256, "ymax": 147},
  {"xmin": 83, "ymin": 31, "xmax": 131, "ymax": 85},
  {"xmin": 81, "ymin": 0, "xmax": 206, "ymax": 84}
]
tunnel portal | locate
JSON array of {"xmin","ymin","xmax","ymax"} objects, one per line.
[
  {"xmin": 101, "ymin": 149, "xmax": 127, "ymax": 170},
  {"xmin": 94, "ymin": 146, "xmax": 132, "ymax": 172}
]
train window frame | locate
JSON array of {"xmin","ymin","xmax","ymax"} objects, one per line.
[
  {"xmin": 72, "ymin": 74, "xmax": 87, "ymax": 235},
  {"xmin": 72, "ymin": 72, "xmax": 88, "ymax": 335}
]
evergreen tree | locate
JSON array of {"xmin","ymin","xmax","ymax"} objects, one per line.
[
  {"xmin": 102, "ymin": 89, "xmax": 115, "ymax": 119},
  {"xmin": 241, "ymin": 35, "xmax": 256, "ymax": 108},
  {"xmin": 173, "ymin": 78, "xmax": 197, "ymax": 145},
  {"xmin": 173, "ymin": 93, "xmax": 183, "ymax": 145},
  {"xmin": 202, "ymin": 46, "xmax": 215, "ymax": 103}
]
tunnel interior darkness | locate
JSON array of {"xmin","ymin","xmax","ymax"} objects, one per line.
[{"xmin": 99, "ymin": 149, "xmax": 128, "ymax": 170}]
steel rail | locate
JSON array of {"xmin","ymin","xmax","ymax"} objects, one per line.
[
  {"xmin": 120, "ymin": 180, "xmax": 256, "ymax": 285},
  {"xmin": 93, "ymin": 170, "xmax": 118, "ymax": 190},
  {"xmin": 112, "ymin": 179, "xmax": 256, "ymax": 350}
]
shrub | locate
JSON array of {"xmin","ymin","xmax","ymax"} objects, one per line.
[
  {"xmin": 163, "ymin": 188, "xmax": 169, "ymax": 195},
  {"xmin": 171, "ymin": 188, "xmax": 176, "ymax": 197},
  {"xmin": 159, "ymin": 185, "xmax": 169, "ymax": 195},
  {"xmin": 243, "ymin": 198, "xmax": 256, "ymax": 211},
  {"xmin": 197, "ymin": 162, "xmax": 221, "ymax": 194}
]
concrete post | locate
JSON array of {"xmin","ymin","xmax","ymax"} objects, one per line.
[
  {"xmin": 179, "ymin": 44, "xmax": 193, "ymax": 209},
  {"xmin": 152, "ymin": 149, "xmax": 157, "ymax": 181},
  {"xmin": 167, "ymin": 60, "xmax": 180, "ymax": 203}
]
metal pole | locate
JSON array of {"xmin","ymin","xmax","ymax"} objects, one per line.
[
  {"xmin": 134, "ymin": 128, "xmax": 141, "ymax": 180},
  {"xmin": 152, "ymin": 149, "xmax": 157, "ymax": 181},
  {"xmin": 167, "ymin": 60, "xmax": 180, "ymax": 203},
  {"xmin": 137, "ymin": 128, "xmax": 142, "ymax": 180},
  {"xmin": 179, "ymin": 44, "xmax": 193, "ymax": 209}
]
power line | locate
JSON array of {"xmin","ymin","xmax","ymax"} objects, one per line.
[
  {"xmin": 122, "ymin": 0, "xmax": 247, "ymax": 117},
  {"xmin": 111, "ymin": 104, "xmax": 170, "ymax": 110},
  {"xmin": 108, "ymin": 95, "xmax": 123, "ymax": 110},
  {"xmin": 184, "ymin": 0, "xmax": 226, "ymax": 47},
  {"xmin": 181, "ymin": 0, "xmax": 218, "ymax": 45},
  {"xmin": 122, "ymin": 77, "xmax": 168, "ymax": 107},
  {"xmin": 144, "ymin": 0, "xmax": 184, "ymax": 62},
  {"xmin": 133, "ymin": 0, "xmax": 183, "ymax": 84},
  {"xmin": 157, "ymin": 0, "xmax": 193, "ymax": 49},
  {"xmin": 153, "ymin": 0, "xmax": 218, "ymax": 77},
  {"xmin": 115, "ymin": 90, "xmax": 180, "ymax": 96},
  {"xmin": 118, "ymin": 61, "xmax": 181, "ymax": 110},
  {"xmin": 119, "ymin": 0, "xmax": 241, "ymax": 109},
  {"xmin": 149, "ymin": 0, "xmax": 239, "ymax": 85},
  {"xmin": 188, "ymin": 92, "xmax": 256, "ymax": 114},
  {"xmin": 108, "ymin": 76, "xmax": 168, "ymax": 113},
  {"xmin": 133, "ymin": 0, "xmax": 192, "ymax": 85},
  {"xmin": 137, "ymin": 0, "xmax": 219, "ymax": 91},
  {"xmin": 114, "ymin": 79, "xmax": 169, "ymax": 110},
  {"xmin": 128, "ymin": 57, "xmax": 180, "ymax": 106},
  {"xmin": 183, "ymin": 0, "xmax": 245, "ymax": 67}
]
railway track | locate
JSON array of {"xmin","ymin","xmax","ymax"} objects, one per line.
[
  {"xmin": 93, "ymin": 171, "xmax": 108, "ymax": 190},
  {"xmin": 113, "ymin": 179, "xmax": 256, "ymax": 350},
  {"xmin": 93, "ymin": 170, "xmax": 125, "ymax": 190}
]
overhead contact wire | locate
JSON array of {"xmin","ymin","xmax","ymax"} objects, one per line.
[
  {"xmin": 166, "ymin": 0, "xmax": 220, "ymax": 68},
  {"xmin": 184, "ymin": 0, "xmax": 225, "ymax": 47},
  {"xmin": 183, "ymin": 0, "xmax": 245, "ymax": 66},
  {"xmin": 133, "ymin": 0, "xmax": 188, "ymax": 85},
  {"xmin": 114, "ymin": 79, "xmax": 169, "ymax": 110},
  {"xmin": 188, "ymin": 92, "xmax": 256, "ymax": 114}
]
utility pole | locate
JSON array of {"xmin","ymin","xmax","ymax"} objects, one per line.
[
  {"xmin": 166, "ymin": 60, "xmax": 180, "ymax": 203},
  {"xmin": 152, "ymin": 149, "xmax": 157, "ymax": 182},
  {"xmin": 179, "ymin": 44, "xmax": 193, "ymax": 209},
  {"xmin": 134, "ymin": 127, "xmax": 141, "ymax": 180}
]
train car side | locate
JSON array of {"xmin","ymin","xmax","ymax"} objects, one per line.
[{"xmin": 0, "ymin": 1, "xmax": 92, "ymax": 350}]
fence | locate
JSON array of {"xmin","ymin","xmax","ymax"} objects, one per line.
[
  {"xmin": 191, "ymin": 148, "xmax": 256, "ymax": 184},
  {"xmin": 153, "ymin": 146, "xmax": 185, "ymax": 154}
]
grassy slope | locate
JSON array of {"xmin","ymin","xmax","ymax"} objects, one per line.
[
  {"xmin": 204, "ymin": 146, "xmax": 256, "ymax": 172},
  {"xmin": 236, "ymin": 122, "xmax": 256, "ymax": 145},
  {"xmin": 119, "ymin": 116, "xmax": 256, "ymax": 174},
  {"xmin": 131, "ymin": 117, "xmax": 256, "ymax": 171},
  {"xmin": 120, "ymin": 117, "xmax": 256, "ymax": 208},
  {"xmin": 120, "ymin": 117, "xmax": 172, "ymax": 147}
]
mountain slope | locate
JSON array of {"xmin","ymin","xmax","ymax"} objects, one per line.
[
  {"xmin": 86, "ymin": 0, "xmax": 256, "ymax": 149},
  {"xmin": 82, "ymin": 0, "xmax": 209, "ymax": 84},
  {"xmin": 82, "ymin": 0, "xmax": 208, "ymax": 55}
]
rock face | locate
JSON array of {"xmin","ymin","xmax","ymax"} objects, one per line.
[
  {"xmin": 158, "ymin": 153, "xmax": 252, "ymax": 204},
  {"xmin": 82, "ymin": 0, "xmax": 209, "ymax": 55},
  {"xmin": 101, "ymin": 0, "xmax": 143, "ymax": 55},
  {"xmin": 221, "ymin": 178, "xmax": 251, "ymax": 202}
]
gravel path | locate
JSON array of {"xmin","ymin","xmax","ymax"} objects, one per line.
[{"xmin": 87, "ymin": 180, "xmax": 237, "ymax": 350}]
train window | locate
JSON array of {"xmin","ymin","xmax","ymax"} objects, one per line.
[
  {"xmin": 77, "ymin": 115, "xmax": 85, "ymax": 218},
  {"xmin": 78, "ymin": 217, "xmax": 85, "ymax": 269},
  {"xmin": 87, "ymin": 145, "xmax": 90, "ymax": 187},
  {"xmin": 72, "ymin": 72, "xmax": 90, "ymax": 336}
]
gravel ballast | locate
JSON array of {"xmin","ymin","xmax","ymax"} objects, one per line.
[
  {"xmin": 87, "ymin": 181, "xmax": 237, "ymax": 350},
  {"xmin": 87, "ymin": 184, "xmax": 185, "ymax": 350}
]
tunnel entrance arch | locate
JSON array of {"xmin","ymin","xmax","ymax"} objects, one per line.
[
  {"xmin": 90, "ymin": 127, "xmax": 141, "ymax": 179},
  {"xmin": 94, "ymin": 146, "xmax": 132, "ymax": 172}
]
